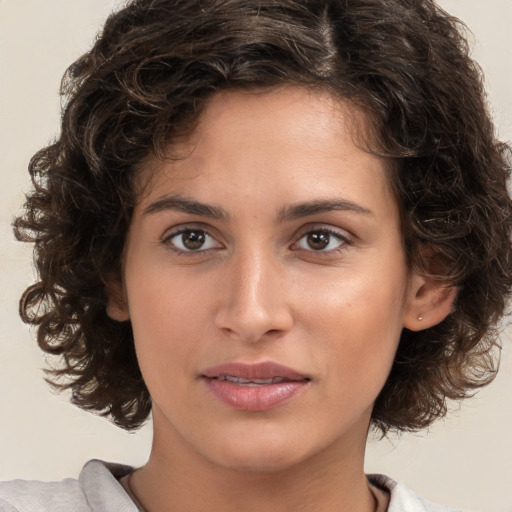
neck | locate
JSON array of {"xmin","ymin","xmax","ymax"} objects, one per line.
[{"xmin": 130, "ymin": 413, "xmax": 377, "ymax": 512}]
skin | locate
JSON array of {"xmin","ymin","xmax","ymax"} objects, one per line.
[{"xmin": 108, "ymin": 87, "xmax": 454, "ymax": 512}]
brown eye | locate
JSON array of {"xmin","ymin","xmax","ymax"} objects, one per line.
[
  {"xmin": 181, "ymin": 230, "xmax": 206, "ymax": 250},
  {"xmin": 166, "ymin": 228, "xmax": 221, "ymax": 253},
  {"xmin": 294, "ymin": 229, "xmax": 349, "ymax": 253},
  {"xmin": 306, "ymin": 232, "xmax": 330, "ymax": 250}
]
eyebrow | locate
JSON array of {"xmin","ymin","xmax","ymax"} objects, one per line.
[
  {"xmin": 143, "ymin": 196, "xmax": 372, "ymax": 221},
  {"xmin": 144, "ymin": 196, "xmax": 229, "ymax": 219},
  {"xmin": 277, "ymin": 198, "xmax": 373, "ymax": 222}
]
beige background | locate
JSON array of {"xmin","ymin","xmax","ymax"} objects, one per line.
[{"xmin": 0, "ymin": 1, "xmax": 511, "ymax": 511}]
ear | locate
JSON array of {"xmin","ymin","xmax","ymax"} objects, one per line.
[
  {"xmin": 403, "ymin": 270, "xmax": 457, "ymax": 331},
  {"xmin": 105, "ymin": 278, "xmax": 130, "ymax": 322}
]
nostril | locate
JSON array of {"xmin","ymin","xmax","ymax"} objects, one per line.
[{"xmin": 214, "ymin": 293, "xmax": 293, "ymax": 342}]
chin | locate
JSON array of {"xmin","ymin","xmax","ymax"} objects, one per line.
[
  {"xmin": 202, "ymin": 430, "xmax": 317, "ymax": 474},
  {"xmin": 213, "ymin": 451, "xmax": 304, "ymax": 474}
]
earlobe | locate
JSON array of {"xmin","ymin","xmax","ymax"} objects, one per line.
[
  {"xmin": 403, "ymin": 272, "xmax": 457, "ymax": 332},
  {"xmin": 105, "ymin": 279, "xmax": 130, "ymax": 322}
]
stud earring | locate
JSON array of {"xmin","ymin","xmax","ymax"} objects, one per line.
[{"xmin": 417, "ymin": 314, "xmax": 424, "ymax": 321}]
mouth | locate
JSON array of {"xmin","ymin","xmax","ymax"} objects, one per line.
[
  {"xmin": 201, "ymin": 362, "xmax": 311, "ymax": 411},
  {"xmin": 202, "ymin": 361, "xmax": 310, "ymax": 381},
  {"xmin": 212, "ymin": 375, "xmax": 296, "ymax": 385}
]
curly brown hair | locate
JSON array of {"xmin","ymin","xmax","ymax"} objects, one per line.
[{"xmin": 14, "ymin": 0, "xmax": 512, "ymax": 433}]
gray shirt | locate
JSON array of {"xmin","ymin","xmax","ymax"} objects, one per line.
[{"xmin": 0, "ymin": 459, "xmax": 463, "ymax": 512}]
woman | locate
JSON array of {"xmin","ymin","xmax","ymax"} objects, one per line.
[{"xmin": 1, "ymin": 0, "xmax": 511, "ymax": 511}]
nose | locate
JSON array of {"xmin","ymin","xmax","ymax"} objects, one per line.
[{"xmin": 214, "ymin": 249, "xmax": 293, "ymax": 343}]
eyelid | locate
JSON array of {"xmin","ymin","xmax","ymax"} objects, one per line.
[
  {"xmin": 291, "ymin": 224, "xmax": 354, "ymax": 253},
  {"xmin": 161, "ymin": 224, "xmax": 223, "ymax": 254},
  {"xmin": 159, "ymin": 222, "xmax": 354, "ymax": 257}
]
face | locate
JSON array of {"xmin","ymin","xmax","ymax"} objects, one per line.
[{"xmin": 110, "ymin": 87, "xmax": 423, "ymax": 473}]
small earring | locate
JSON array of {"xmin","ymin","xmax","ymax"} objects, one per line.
[{"xmin": 417, "ymin": 314, "xmax": 424, "ymax": 321}]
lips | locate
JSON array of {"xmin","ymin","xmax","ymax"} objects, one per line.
[
  {"xmin": 202, "ymin": 362, "xmax": 310, "ymax": 411},
  {"xmin": 215, "ymin": 375, "xmax": 287, "ymax": 385}
]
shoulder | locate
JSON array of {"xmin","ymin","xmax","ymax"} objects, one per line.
[
  {"xmin": 0, "ymin": 475, "xmax": 86, "ymax": 512},
  {"xmin": 0, "ymin": 460, "xmax": 137, "ymax": 512},
  {"xmin": 368, "ymin": 474, "xmax": 465, "ymax": 512}
]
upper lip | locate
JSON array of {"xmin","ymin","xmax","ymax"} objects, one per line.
[{"xmin": 202, "ymin": 361, "xmax": 310, "ymax": 381}]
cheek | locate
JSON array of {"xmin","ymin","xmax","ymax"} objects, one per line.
[
  {"xmin": 300, "ymin": 265, "xmax": 407, "ymax": 331},
  {"xmin": 298, "ymin": 265, "xmax": 407, "ymax": 382},
  {"xmin": 124, "ymin": 268, "xmax": 208, "ymax": 387},
  {"xmin": 125, "ymin": 253, "xmax": 212, "ymax": 327}
]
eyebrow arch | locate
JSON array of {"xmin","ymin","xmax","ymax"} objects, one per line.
[
  {"xmin": 143, "ymin": 196, "xmax": 229, "ymax": 219},
  {"xmin": 277, "ymin": 199, "xmax": 373, "ymax": 222}
]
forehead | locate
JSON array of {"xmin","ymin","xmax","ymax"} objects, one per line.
[
  {"xmin": 180, "ymin": 87, "xmax": 372, "ymax": 156},
  {"xmin": 134, "ymin": 87, "xmax": 398, "ymax": 222}
]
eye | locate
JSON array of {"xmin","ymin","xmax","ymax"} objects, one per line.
[
  {"xmin": 164, "ymin": 228, "xmax": 222, "ymax": 253},
  {"xmin": 293, "ymin": 229, "xmax": 350, "ymax": 253}
]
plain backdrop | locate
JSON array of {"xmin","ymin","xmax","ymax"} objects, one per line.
[{"xmin": 0, "ymin": 1, "xmax": 511, "ymax": 511}]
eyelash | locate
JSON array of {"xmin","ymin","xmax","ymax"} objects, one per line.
[
  {"xmin": 161, "ymin": 226, "xmax": 353, "ymax": 257},
  {"xmin": 292, "ymin": 227, "xmax": 353, "ymax": 255},
  {"xmin": 161, "ymin": 227, "xmax": 222, "ymax": 256}
]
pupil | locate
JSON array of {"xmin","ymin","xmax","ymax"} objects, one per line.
[
  {"xmin": 307, "ymin": 232, "xmax": 330, "ymax": 250},
  {"xmin": 183, "ymin": 230, "xmax": 205, "ymax": 250}
]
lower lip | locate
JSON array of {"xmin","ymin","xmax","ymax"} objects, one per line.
[{"xmin": 204, "ymin": 378, "xmax": 309, "ymax": 411}]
